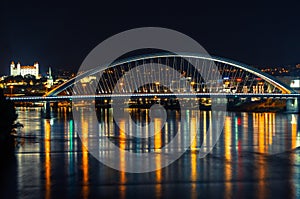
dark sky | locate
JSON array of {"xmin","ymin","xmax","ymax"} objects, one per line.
[{"xmin": 0, "ymin": 1, "xmax": 299, "ymax": 75}]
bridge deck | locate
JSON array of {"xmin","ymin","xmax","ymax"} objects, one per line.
[{"xmin": 8, "ymin": 93, "xmax": 300, "ymax": 102}]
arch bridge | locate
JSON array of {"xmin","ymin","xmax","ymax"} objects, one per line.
[{"xmin": 45, "ymin": 53, "xmax": 296, "ymax": 98}]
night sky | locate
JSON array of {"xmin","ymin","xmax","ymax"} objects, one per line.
[{"xmin": 0, "ymin": 1, "xmax": 299, "ymax": 75}]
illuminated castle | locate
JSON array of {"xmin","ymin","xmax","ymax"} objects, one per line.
[{"xmin": 10, "ymin": 61, "xmax": 39, "ymax": 78}]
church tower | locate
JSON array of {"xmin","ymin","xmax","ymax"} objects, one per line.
[{"xmin": 46, "ymin": 67, "xmax": 54, "ymax": 89}]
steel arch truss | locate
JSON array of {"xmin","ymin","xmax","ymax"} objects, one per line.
[{"xmin": 45, "ymin": 53, "xmax": 295, "ymax": 97}]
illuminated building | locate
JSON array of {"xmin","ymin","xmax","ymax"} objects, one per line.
[
  {"xmin": 10, "ymin": 61, "xmax": 39, "ymax": 78},
  {"xmin": 290, "ymin": 79, "xmax": 300, "ymax": 93}
]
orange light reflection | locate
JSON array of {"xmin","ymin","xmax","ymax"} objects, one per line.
[
  {"xmin": 81, "ymin": 116, "xmax": 89, "ymax": 199},
  {"xmin": 44, "ymin": 120, "xmax": 51, "ymax": 199}
]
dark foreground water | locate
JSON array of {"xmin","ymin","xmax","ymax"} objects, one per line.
[{"xmin": 1, "ymin": 107, "xmax": 300, "ymax": 199}]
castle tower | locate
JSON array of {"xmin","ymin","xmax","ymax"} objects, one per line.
[
  {"xmin": 34, "ymin": 62, "xmax": 39, "ymax": 78},
  {"xmin": 17, "ymin": 62, "xmax": 21, "ymax": 75},
  {"xmin": 10, "ymin": 61, "xmax": 15, "ymax": 76}
]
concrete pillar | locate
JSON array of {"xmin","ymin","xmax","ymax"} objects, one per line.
[
  {"xmin": 286, "ymin": 98, "xmax": 300, "ymax": 113},
  {"xmin": 43, "ymin": 102, "xmax": 51, "ymax": 119}
]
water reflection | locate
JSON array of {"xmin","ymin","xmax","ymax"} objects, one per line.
[
  {"xmin": 44, "ymin": 119, "xmax": 51, "ymax": 199},
  {"xmin": 224, "ymin": 116, "xmax": 232, "ymax": 199},
  {"xmin": 119, "ymin": 119, "xmax": 126, "ymax": 199},
  {"xmin": 81, "ymin": 117, "xmax": 89, "ymax": 199},
  {"xmin": 7, "ymin": 107, "xmax": 300, "ymax": 199}
]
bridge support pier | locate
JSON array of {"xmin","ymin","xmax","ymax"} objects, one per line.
[
  {"xmin": 43, "ymin": 102, "xmax": 51, "ymax": 119},
  {"xmin": 286, "ymin": 98, "xmax": 300, "ymax": 113}
]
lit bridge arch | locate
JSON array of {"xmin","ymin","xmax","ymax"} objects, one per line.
[{"xmin": 45, "ymin": 53, "xmax": 296, "ymax": 97}]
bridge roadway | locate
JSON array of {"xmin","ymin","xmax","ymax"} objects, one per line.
[{"xmin": 8, "ymin": 93, "xmax": 300, "ymax": 102}]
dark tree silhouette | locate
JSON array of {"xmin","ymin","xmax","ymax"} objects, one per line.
[{"xmin": 0, "ymin": 88, "xmax": 18, "ymax": 157}]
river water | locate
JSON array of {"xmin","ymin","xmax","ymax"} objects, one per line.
[{"xmin": 1, "ymin": 107, "xmax": 300, "ymax": 199}]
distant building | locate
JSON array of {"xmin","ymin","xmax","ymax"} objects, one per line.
[
  {"xmin": 10, "ymin": 61, "xmax": 39, "ymax": 78},
  {"xmin": 290, "ymin": 79, "xmax": 300, "ymax": 88},
  {"xmin": 290, "ymin": 79, "xmax": 300, "ymax": 93}
]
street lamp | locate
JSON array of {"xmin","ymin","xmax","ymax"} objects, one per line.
[
  {"xmin": 119, "ymin": 82, "xmax": 124, "ymax": 93},
  {"xmin": 190, "ymin": 82, "xmax": 195, "ymax": 92},
  {"xmin": 10, "ymin": 86, "xmax": 13, "ymax": 96},
  {"xmin": 155, "ymin": 82, "xmax": 160, "ymax": 92}
]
